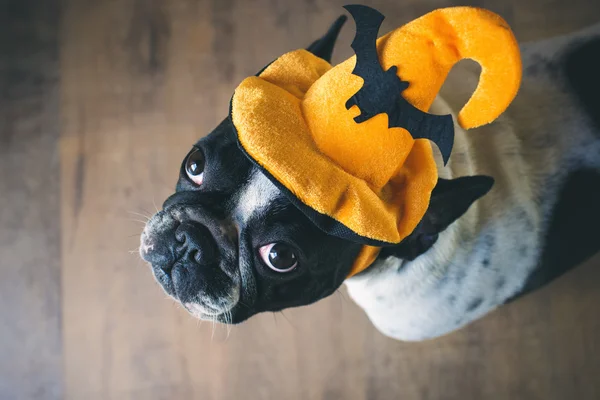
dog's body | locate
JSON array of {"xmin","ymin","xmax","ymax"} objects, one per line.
[
  {"xmin": 347, "ymin": 24, "xmax": 600, "ymax": 340},
  {"xmin": 141, "ymin": 20, "xmax": 600, "ymax": 341}
]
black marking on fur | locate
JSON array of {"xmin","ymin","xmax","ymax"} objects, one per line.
[
  {"xmin": 483, "ymin": 233, "xmax": 495, "ymax": 251},
  {"xmin": 396, "ymin": 261, "xmax": 405, "ymax": 272},
  {"xmin": 478, "ymin": 233, "xmax": 495, "ymax": 268},
  {"xmin": 466, "ymin": 297, "xmax": 483, "ymax": 312},
  {"xmin": 435, "ymin": 275, "xmax": 449, "ymax": 289},
  {"xmin": 509, "ymin": 170, "xmax": 600, "ymax": 302},
  {"xmin": 565, "ymin": 38, "xmax": 600, "ymax": 132},
  {"xmin": 530, "ymin": 132, "xmax": 559, "ymax": 149},
  {"xmin": 495, "ymin": 277, "xmax": 506, "ymax": 290},
  {"xmin": 525, "ymin": 53, "xmax": 561, "ymax": 78},
  {"xmin": 455, "ymin": 269, "xmax": 466, "ymax": 283},
  {"xmin": 519, "ymin": 245, "xmax": 529, "ymax": 257},
  {"xmin": 516, "ymin": 208, "xmax": 535, "ymax": 232}
]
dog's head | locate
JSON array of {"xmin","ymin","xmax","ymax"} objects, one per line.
[
  {"xmin": 140, "ymin": 119, "xmax": 364, "ymax": 322},
  {"xmin": 140, "ymin": 118, "xmax": 492, "ymax": 323},
  {"xmin": 139, "ymin": 16, "xmax": 494, "ymax": 324}
]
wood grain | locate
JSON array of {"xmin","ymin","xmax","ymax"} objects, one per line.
[
  {"xmin": 0, "ymin": 1, "xmax": 62, "ymax": 399},
  {"xmin": 2, "ymin": 0, "xmax": 599, "ymax": 399}
]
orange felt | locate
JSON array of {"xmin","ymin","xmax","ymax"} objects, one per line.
[{"xmin": 231, "ymin": 7, "xmax": 522, "ymax": 277}]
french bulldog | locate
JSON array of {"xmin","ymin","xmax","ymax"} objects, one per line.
[{"xmin": 140, "ymin": 16, "xmax": 600, "ymax": 341}]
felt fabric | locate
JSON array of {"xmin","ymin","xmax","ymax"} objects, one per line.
[
  {"xmin": 230, "ymin": 6, "xmax": 522, "ymax": 276},
  {"xmin": 343, "ymin": 5, "xmax": 455, "ymax": 164}
]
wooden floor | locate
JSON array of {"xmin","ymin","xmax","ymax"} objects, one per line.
[{"xmin": 1, "ymin": 0, "xmax": 600, "ymax": 399}]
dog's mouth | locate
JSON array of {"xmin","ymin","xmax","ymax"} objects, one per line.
[
  {"xmin": 140, "ymin": 207, "xmax": 246, "ymax": 323},
  {"xmin": 182, "ymin": 293, "xmax": 240, "ymax": 321},
  {"xmin": 143, "ymin": 241, "xmax": 244, "ymax": 322}
]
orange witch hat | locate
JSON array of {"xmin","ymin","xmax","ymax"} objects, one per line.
[{"xmin": 229, "ymin": 5, "xmax": 522, "ymax": 275}]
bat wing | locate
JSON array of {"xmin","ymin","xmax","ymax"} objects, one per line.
[
  {"xmin": 389, "ymin": 97, "xmax": 455, "ymax": 165},
  {"xmin": 344, "ymin": 5, "xmax": 386, "ymax": 79},
  {"xmin": 343, "ymin": 4, "xmax": 456, "ymax": 164}
]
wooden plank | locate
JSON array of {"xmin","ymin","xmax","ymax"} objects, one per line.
[
  {"xmin": 59, "ymin": 1, "xmax": 600, "ymax": 399},
  {"xmin": 0, "ymin": 1, "xmax": 62, "ymax": 399}
]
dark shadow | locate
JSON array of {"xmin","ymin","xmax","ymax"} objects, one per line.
[{"xmin": 510, "ymin": 169, "xmax": 600, "ymax": 301}]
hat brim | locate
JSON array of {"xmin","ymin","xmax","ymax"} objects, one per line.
[{"xmin": 230, "ymin": 64, "xmax": 437, "ymax": 245}]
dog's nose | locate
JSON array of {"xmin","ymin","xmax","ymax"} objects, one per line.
[{"xmin": 174, "ymin": 221, "xmax": 218, "ymax": 265}]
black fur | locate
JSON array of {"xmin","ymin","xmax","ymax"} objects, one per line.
[
  {"xmin": 146, "ymin": 115, "xmax": 363, "ymax": 323},
  {"xmin": 148, "ymin": 139, "xmax": 493, "ymax": 323},
  {"xmin": 380, "ymin": 176, "xmax": 494, "ymax": 260},
  {"xmin": 511, "ymin": 169, "xmax": 600, "ymax": 301},
  {"xmin": 147, "ymin": 112, "xmax": 494, "ymax": 324},
  {"xmin": 565, "ymin": 38, "xmax": 600, "ymax": 131},
  {"xmin": 143, "ymin": 18, "xmax": 498, "ymax": 324},
  {"xmin": 306, "ymin": 15, "xmax": 347, "ymax": 63},
  {"xmin": 466, "ymin": 297, "xmax": 483, "ymax": 312},
  {"xmin": 510, "ymin": 39, "xmax": 600, "ymax": 301}
]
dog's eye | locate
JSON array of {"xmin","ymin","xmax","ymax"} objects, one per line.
[
  {"xmin": 185, "ymin": 148, "xmax": 205, "ymax": 185},
  {"xmin": 258, "ymin": 243, "xmax": 298, "ymax": 273}
]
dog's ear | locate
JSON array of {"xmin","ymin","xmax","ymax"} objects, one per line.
[
  {"xmin": 380, "ymin": 175, "xmax": 494, "ymax": 260},
  {"xmin": 422, "ymin": 175, "xmax": 495, "ymax": 234},
  {"xmin": 306, "ymin": 15, "xmax": 347, "ymax": 63}
]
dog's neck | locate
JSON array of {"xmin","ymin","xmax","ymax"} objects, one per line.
[{"xmin": 343, "ymin": 83, "xmax": 544, "ymax": 338}]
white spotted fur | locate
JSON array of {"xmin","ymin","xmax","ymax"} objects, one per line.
[
  {"xmin": 234, "ymin": 171, "xmax": 280, "ymax": 225},
  {"xmin": 234, "ymin": 171, "xmax": 282, "ymax": 310},
  {"xmin": 345, "ymin": 24, "xmax": 600, "ymax": 341}
]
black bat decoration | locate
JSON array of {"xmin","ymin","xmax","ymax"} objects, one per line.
[{"xmin": 343, "ymin": 4, "xmax": 455, "ymax": 165}]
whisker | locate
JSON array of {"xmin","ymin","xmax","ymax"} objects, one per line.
[
  {"xmin": 237, "ymin": 299, "xmax": 251, "ymax": 309},
  {"xmin": 126, "ymin": 210, "xmax": 152, "ymax": 220},
  {"xmin": 133, "ymin": 255, "xmax": 145, "ymax": 269},
  {"xmin": 129, "ymin": 219, "xmax": 149, "ymax": 225},
  {"xmin": 152, "ymin": 196, "xmax": 160, "ymax": 214},
  {"xmin": 138, "ymin": 207, "xmax": 155, "ymax": 218},
  {"xmin": 226, "ymin": 312, "xmax": 232, "ymax": 339},
  {"xmin": 211, "ymin": 316, "xmax": 217, "ymax": 341}
]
